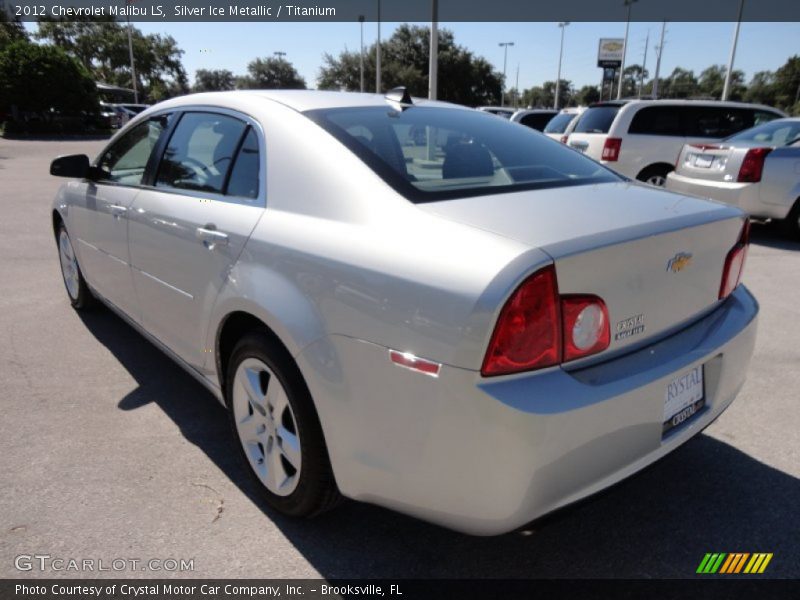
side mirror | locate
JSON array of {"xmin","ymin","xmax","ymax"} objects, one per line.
[{"xmin": 50, "ymin": 154, "xmax": 91, "ymax": 178}]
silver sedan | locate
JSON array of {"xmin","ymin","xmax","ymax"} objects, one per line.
[
  {"xmin": 50, "ymin": 90, "xmax": 758, "ymax": 535},
  {"xmin": 666, "ymin": 118, "xmax": 800, "ymax": 237}
]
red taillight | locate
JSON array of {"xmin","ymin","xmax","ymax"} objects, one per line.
[
  {"xmin": 719, "ymin": 219, "xmax": 751, "ymax": 299},
  {"xmin": 737, "ymin": 148, "xmax": 772, "ymax": 183},
  {"xmin": 561, "ymin": 296, "xmax": 610, "ymax": 362},
  {"xmin": 481, "ymin": 266, "xmax": 561, "ymax": 376},
  {"xmin": 481, "ymin": 267, "xmax": 611, "ymax": 377},
  {"xmin": 601, "ymin": 137, "xmax": 622, "ymax": 161},
  {"xmin": 560, "ymin": 134, "xmax": 569, "ymax": 144}
]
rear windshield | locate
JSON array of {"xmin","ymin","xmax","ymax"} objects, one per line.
[
  {"xmin": 543, "ymin": 112, "xmax": 578, "ymax": 134},
  {"xmin": 573, "ymin": 106, "xmax": 620, "ymax": 134},
  {"xmin": 725, "ymin": 119, "xmax": 800, "ymax": 146},
  {"xmin": 306, "ymin": 106, "xmax": 620, "ymax": 202}
]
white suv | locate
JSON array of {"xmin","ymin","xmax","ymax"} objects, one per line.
[{"xmin": 565, "ymin": 99, "xmax": 785, "ymax": 185}]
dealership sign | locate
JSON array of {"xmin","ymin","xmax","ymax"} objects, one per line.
[{"xmin": 597, "ymin": 38, "xmax": 625, "ymax": 67}]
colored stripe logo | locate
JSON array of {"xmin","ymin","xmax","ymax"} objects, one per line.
[{"xmin": 697, "ymin": 553, "xmax": 773, "ymax": 574}]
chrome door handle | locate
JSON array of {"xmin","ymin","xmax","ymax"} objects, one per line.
[
  {"xmin": 109, "ymin": 204, "xmax": 128, "ymax": 218},
  {"xmin": 196, "ymin": 227, "xmax": 229, "ymax": 247}
]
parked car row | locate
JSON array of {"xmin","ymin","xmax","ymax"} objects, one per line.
[{"xmin": 99, "ymin": 102, "xmax": 150, "ymax": 129}]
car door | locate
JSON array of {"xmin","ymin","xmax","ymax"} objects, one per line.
[
  {"xmin": 127, "ymin": 110, "xmax": 265, "ymax": 371},
  {"xmin": 69, "ymin": 115, "xmax": 171, "ymax": 320}
]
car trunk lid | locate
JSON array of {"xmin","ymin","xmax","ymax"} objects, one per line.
[
  {"xmin": 674, "ymin": 142, "xmax": 766, "ymax": 183},
  {"xmin": 419, "ymin": 181, "xmax": 746, "ymax": 359}
]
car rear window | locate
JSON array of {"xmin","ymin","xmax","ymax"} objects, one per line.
[
  {"xmin": 306, "ymin": 105, "xmax": 620, "ymax": 202},
  {"xmin": 519, "ymin": 112, "xmax": 556, "ymax": 131},
  {"xmin": 572, "ymin": 106, "xmax": 620, "ymax": 134},
  {"xmin": 725, "ymin": 119, "xmax": 800, "ymax": 145},
  {"xmin": 543, "ymin": 112, "xmax": 577, "ymax": 134}
]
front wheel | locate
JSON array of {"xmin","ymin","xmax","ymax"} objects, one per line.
[
  {"xmin": 57, "ymin": 225, "xmax": 95, "ymax": 309},
  {"xmin": 226, "ymin": 331, "xmax": 341, "ymax": 517},
  {"xmin": 637, "ymin": 165, "xmax": 673, "ymax": 187}
]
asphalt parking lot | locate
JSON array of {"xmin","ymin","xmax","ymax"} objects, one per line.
[{"xmin": 1, "ymin": 137, "xmax": 799, "ymax": 580}]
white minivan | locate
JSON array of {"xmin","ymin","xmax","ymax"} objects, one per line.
[{"xmin": 565, "ymin": 100, "xmax": 785, "ymax": 185}]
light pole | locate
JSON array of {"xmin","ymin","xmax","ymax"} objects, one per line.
[
  {"xmin": 429, "ymin": 0, "xmax": 438, "ymax": 100},
  {"xmin": 554, "ymin": 22, "xmax": 570, "ymax": 110},
  {"xmin": 638, "ymin": 30, "xmax": 649, "ymax": 98},
  {"xmin": 498, "ymin": 41, "xmax": 514, "ymax": 106},
  {"xmin": 617, "ymin": 0, "xmax": 637, "ymax": 100},
  {"xmin": 653, "ymin": 21, "xmax": 666, "ymax": 99},
  {"xmin": 722, "ymin": 0, "xmax": 745, "ymax": 101},
  {"xmin": 376, "ymin": 0, "xmax": 381, "ymax": 93},
  {"xmin": 125, "ymin": 11, "xmax": 138, "ymax": 103},
  {"xmin": 358, "ymin": 15, "xmax": 365, "ymax": 92}
]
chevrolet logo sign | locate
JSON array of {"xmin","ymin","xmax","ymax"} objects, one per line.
[{"xmin": 667, "ymin": 252, "xmax": 693, "ymax": 273}]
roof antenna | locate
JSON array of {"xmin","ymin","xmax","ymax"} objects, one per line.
[{"xmin": 385, "ymin": 86, "xmax": 413, "ymax": 107}]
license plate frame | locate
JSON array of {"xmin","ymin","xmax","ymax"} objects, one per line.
[
  {"xmin": 663, "ymin": 365, "xmax": 705, "ymax": 435},
  {"xmin": 694, "ymin": 154, "xmax": 713, "ymax": 168}
]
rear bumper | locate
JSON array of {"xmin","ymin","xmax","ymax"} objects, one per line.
[
  {"xmin": 298, "ymin": 285, "xmax": 758, "ymax": 535},
  {"xmin": 666, "ymin": 172, "xmax": 789, "ymax": 220}
]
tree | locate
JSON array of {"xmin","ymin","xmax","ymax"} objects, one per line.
[
  {"xmin": 194, "ymin": 68, "xmax": 235, "ymax": 92},
  {"xmin": 745, "ymin": 70, "xmax": 777, "ymax": 106},
  {"xmin": 237, "ymin": 57, "xmax": 306, "ymax": 89},
  {"xmin": 664, "ymin": 67, "xmax": 698, "ymax": 98},
  {"xmin": 0, "ymin": 40, "xmax": 97, "ymax": 115},
  {"xmin": 575, "ymin": 85, "xmax": 600, "ymax": 106},
  {"xmin": 698, "ymin": 64, "xmax": 745, "ymax": 100},
  {"xmin": 318, "ymin": 24, "xmax": 503, "ymax": 107},
  {"xmin": 35, "ymin": 17, "xmax": 188, "ymax": 101},
  {"xmin": 773, "ymin": 55, "xmax": 800, "ymax": 114},
  {"xmin": 1, "ymin": 7, "xmax": 28, "ymax": 50},
  {"xmin": 620, "ymin": 64, "xmax": 648, "ymax": 98}
]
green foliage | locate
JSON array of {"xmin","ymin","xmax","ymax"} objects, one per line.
[
  {"xmin": 318, "ymin": 24, "xmax": 502, "ymax": 107},
  {"xmin": 522, "ymin": 80, "xmax": 573, "ymax": 108},
  {"xmin": 0, "ymin": 40, "xmax": 97, "ymax": 114},
  {"xmin": 237, "ymin": 57, "xmax": 306, "ymax": 89},
  {"xmin": 1, "ymin": 8, "xmax": 28, "ymax": 50},
  {"xmin": 575, "ymin": 85, "xmax": 600, "ymax": 106},
  {"xmin": 35, "ymin": 17, "xmax": 188, "ymax": 101},
  {"xmin": 193, "ymin": 68, "xmax": 236, "ymax": 92}
]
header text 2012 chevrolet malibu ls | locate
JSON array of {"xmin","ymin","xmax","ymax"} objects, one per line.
[{"xmin": 49, "ymin": 90, "xmax": 758, "ymax": 535}]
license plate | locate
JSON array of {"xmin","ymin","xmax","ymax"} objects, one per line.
[
  {"xmin": 694, "ymin": 154, "xmax": 713, "ymax": 168},
  {"xmin": 663, "ymin": 365, "xmax": 704, "ymax": 434}
]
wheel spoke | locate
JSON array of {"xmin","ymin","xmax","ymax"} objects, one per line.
[
  {"xmin": 238, "ymin": 414, "xmax": 263, "ymax": 443},
  {"xmin": 265, "ymin": 438, "xmax": 285, "ymax": 491},
  {"xmin": 277, "ymin": 426, "xmax": 301, "ymax": 469},
  {"xmin": 267, "ymin": 380, "xmax": 288, "ymax": 418}
]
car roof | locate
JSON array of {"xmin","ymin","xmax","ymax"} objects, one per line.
[
  {"xmin": 151, "ymin": 90, "xmax": 469, "ymax": 115},
  {"xmin": 589, "ymin": 98, "xmax": 783, "ymax": 113}
]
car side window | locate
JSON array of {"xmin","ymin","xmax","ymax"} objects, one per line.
[
  {"xmin": 97, "ymin": 116, "xmax": 170, "ymax": 186},
  {"xmin": 520, "ymin": 113, "xmax": 554, "ymax": 131},
  {"xmin": 628, "ymin": 106, "xmax": 683, "ymax": 136},
  {"xmin": 688, "ymin": 107, "xmax": 753, "ymax": 138},
  {"xmin": 754, "ymin": 110, "xmax": 780, "ymax": 126},
  {"xmin": 226, "ymin": 127, "xmax": 260, "ymax": 200},
  {"xmin": 156, "ymin": 112, "xmax": 247, "ymax": 194}
]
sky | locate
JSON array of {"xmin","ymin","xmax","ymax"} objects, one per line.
[{"xmin": 25, "ymin": 21, "xmax": 800, "ymax": 92}]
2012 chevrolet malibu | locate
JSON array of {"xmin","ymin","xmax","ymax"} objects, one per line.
[{"xmin": 50, "ymin": 90, "xmax": 758, "ymax": 535}]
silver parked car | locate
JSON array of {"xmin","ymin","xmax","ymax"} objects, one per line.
[
  {"xmin": 666, "ymin": 118, "xmax": 800, "ymax": 237},
  {"xmin": 50, "ymin": 90, "xmax": 758, "ymax": 535}
]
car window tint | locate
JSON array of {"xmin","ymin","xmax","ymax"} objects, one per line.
[
  {"xmin": 543, "ymin": 113, "xmax": 576, "ymax": 134},
  {"xmin": 754, "ymin": 110, "xmax": 781, "ymax": 126},
  {"xmin": 309, "ymin": 106, "xmax": 619, "ymax": 202},
  {"xmin": 573, "ymin": 106, "xmax": 620, "ymax": 133},
  {"xmin": 156, "ymin": 112, "xmax": 247, "ymax": 194},
  {"xmin": 226, "ymin": 128, "xmax": 260, "ymax": 200},
  {"xmin": 628, "ymin": 106, "xmax": 685, "ymax": 136},
  {"xmin": 725, "ymin": 119, "xmax": 800, "ymax": 145},
  {"xmin": 687, "ymin": 107, "xmax": 754, "ymax": 138},
  {"xmin": 520, "ymin": 113, "xmax": 555, "ymax": 131},
  {"xmin": 97, "ymin": 116, "xmax": 169, "ymax": 185}
]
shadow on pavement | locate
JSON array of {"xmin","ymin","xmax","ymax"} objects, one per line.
[
  {"xmin": 77, "ymin": 308, "xmax": 800, "ymax": 579},
  {"xmin": 750, "ymin": 220, "xmax": 800, "ymax": 251}
]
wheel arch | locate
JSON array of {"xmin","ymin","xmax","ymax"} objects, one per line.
[{"xmin": 636, "ymin": 162, "xmax": 675, "ymax": 182}]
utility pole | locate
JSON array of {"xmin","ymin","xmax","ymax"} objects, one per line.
[
  {"xmin": 617, "ymin": 0, "xmax": 637, "ymax": 100},
  {"xmin": 125, "ymin": 11, "xmax": 138, "ymax": 103},
  {"xmin": 429, "ymin": 0, "xmax": 438, "ymax": 101},
  {"xmin": 273, "ymin": 51, "xmax": 286, "ymax": 59},
  {"xmin": 359, "ymin": 15, "xmax": 365, "ymax": 92},
  {"xmin": 555, "ymin": 22, "xmax": 570, "ymax": 110},
  {"xmin": 653, "ymin": 21, "xmax": 666, "ymax": 99},
  {"xmin": 722, "ymin": 0, "xmax": 745, "ymax": 101},
  {"xmin": 638, "ymin": 30, "xmax": 649, "ymax": 98},
  {"xmin": 498, "ymin": 41, "xmax": 514, "ymax": 106},
  {"xmin": 376, "ymin": 0, "xmax": 381, "ymax": 93},
  {"xmin": 515, "ymin": 63, "xmax": 520, "ymax": 108}
]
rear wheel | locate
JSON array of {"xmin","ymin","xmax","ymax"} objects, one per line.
[
  {"xmin": 226, "ymin": 331, "xmax": 340, "ymax": 517},
  {"xmin": 57, "ymin": 225, "xmax": 95, "ymax": 310},
  {"xmin": 780, "ymin": 199, "xmax": 800, "ymax": 239},
  {"xmin": 637, "ymin": 165, "xmax": 673, "ymax": 187}
]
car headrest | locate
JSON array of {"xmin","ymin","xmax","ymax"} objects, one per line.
[{"xmin": 442, "ymin": 142, "xmax": 494, "ymax": 179}]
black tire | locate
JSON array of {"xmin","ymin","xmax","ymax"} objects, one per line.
[
  {"xmin": 779, "ymin": 199, "xmax": 800, "ymax": 240},
  {"xmin": 636, "ymin": 164, "xmax": 674, "ymax": 187},
  {"xmin": 225, "ymin": 330, "xmax": 341, "ymax": 517},
  {"xmin": 56, "ymin": 225, "xmax": 96, "ymax": 310}
]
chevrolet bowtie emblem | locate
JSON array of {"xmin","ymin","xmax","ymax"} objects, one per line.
[{"xmin": 667, "ymin": 252, "xmax": 693, "ymax": 273}]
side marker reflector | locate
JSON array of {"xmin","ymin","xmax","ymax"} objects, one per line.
[{"xmin": 389, "ymin": 350, "xmax": 441, "ymax": 377}]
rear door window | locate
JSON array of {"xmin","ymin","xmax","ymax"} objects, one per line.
[
  {"xmin": 156, "ymin": 112, "xmax": 247, "ymax": 194},
  {"xmin": 686, "ymin": 107, "xmax": 754, "ymax": 138},
  {"xmin": 543, "ymin": 113, "xmax": 577, "ymax": 134},
  {"xmin": 628, "ymin": 106, "xmax": 685, "ymax": 136},
  {"xmin": 573, "ymin": 106, "xmax": 620, "ymax": 133},
  {"xmin": 226, "ymin": 128, "xmax": 261, "ymax": 200},
  {"xmin": 519, "ymin": 113, "xmax": 555, "ymax": 131}
]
